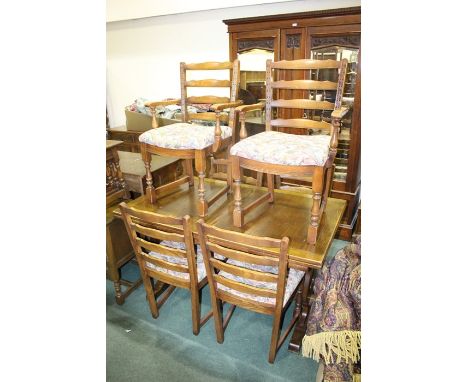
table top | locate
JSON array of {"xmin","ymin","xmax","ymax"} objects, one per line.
[
  {"xmin": 106, "ymin": 140, "xmax": 124, "ymax": 149},
  {"xmin": 113, "ymin": 178, "xmax": 346, "ymax": 269}
]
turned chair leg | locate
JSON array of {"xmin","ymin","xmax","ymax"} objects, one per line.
[
  {"xmin": 142, "ymin": 145, "xmax": 157, "ymax": 203},
  {"xmin": 308, "ymin": 167, "xmax": 324, "ymax": 244},
  {"xmin": 195, "ymin": 151, "xmax": 208, "ymax": 217},
  {"xmin": 226, "ymin": 154, "xmax": 233, "ymax": 194},
  {"xmin": 267, "ymin": 174, "xmax": 275, "ymax": 203},
  {"xmin": 184, "ymin": 159, "xmax": 194, "ymax": 186},
  {"xmin": 232, "ymin": 156, "xmax": 244, "ymax": 227}
]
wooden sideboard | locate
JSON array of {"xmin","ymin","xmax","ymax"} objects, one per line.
[{"xmin": 223, "ymin": 6, "xmax": 361, "ymax": 240}]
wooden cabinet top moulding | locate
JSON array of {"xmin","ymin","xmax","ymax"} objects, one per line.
[{"xmin": 223, "ymin": 7, "xmax": 361, "ymax": 33}]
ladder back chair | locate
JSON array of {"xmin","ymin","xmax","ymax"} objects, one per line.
[
  {"xmin": 119, "ymin": 202, "xmax": 212, "ymax": 335},
  {"xmin": 230, "ymin": 58, "xmax": 349, "ymax": 244},
  {"xmin": 197, "ymin": 220, "xmax": 305, "ymax": 363},
  {"xmin": 139, "ymin": 60, "xmax": 242, "ymax": 217}
]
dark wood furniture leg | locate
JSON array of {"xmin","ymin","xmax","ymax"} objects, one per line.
[
  {"xmin": 106, "ymin": 215, "xmax": 142, "ymax": 305},
  {"xmin": 288, "ymin": 267, "xmax": 314, "ymax": 352}
]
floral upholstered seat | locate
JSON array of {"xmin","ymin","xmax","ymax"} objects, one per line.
[
  {"xmin": 147, "ymin": 240, "xmax": 207, "ymax": 282},
  {"xmin": 217, "ymin": 258, "xmax": 305, "ymax": 306},
  {"xmin": 146, "ymin": 240, "xmax": 225, "ymax": 281},
  {"xmin": 230, "ymin": 131, "xmax": 331, "ymax": 166},
  {"xmin": 139, "ymin": 123, "xmax": 232, "ymax": 150}
]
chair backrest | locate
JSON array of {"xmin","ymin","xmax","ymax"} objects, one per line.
[
  {"xmin": 119, "ymin": 202, "xmax": 198, "ymax": 288},
  {"xmin": 197, "ymin": 220, "xmax": 290, "ymax": 315},
  {"xmin": 264, "ymin": 58, "xmax": 348, "ymax": 134},
  {"xmin": 180, "ymin": 60, "xmax": 240, "ymax": 129}
]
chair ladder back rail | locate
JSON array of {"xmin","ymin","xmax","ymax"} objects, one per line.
[
  {"xmin": 185, "ymin": 79, "xmax": 232, "ymax": 88},
  {"xmin": 210, "ymin": 258, "xmax": 278, "ymax": 283},
  {"xmin": 271, "ymin": 59, "xmax": 341, "ymax": 70},
  {"xmin": 120, "ymin": 202, "xmax": 183, "ymax": 227},
  {"xmin": 270, "ymin": 118, "xmax": 332, "ymax": 131},
  {"xmin": 145, "ymin": 267, "xmax": 191, "ymax": 289},
  {"xmin": 206, "ymin": 242, "xmax": 279, "ymax": 267},
  {"xmin": 187, "ymin": 96, "xmax": 231, "ymax": 104},
  {"xmin": 135, "ymin": 237, "xmax": 185, "ymax": 257},
  {"xmin": 271, "ymin": 99, "xmax": 335, "ymax": 110},
  {"xmin": 184, "ymin": 62, "xmax": 234, "ymax": 70},
  {"xmin": 213, "ymin": 273, "xmax": 277, "ymax": 298},
  {"xmin": 271, "ymin": 79, "xmax": 338, "ymax": 91},
  {"xmin": 201, "ymin": 223, "xmax": 282, "ymax": 251},
  {"xmin": 131, "ymin": 223, "xmax": 185, "ymax": 244},
  {"xmin": 140, "ymin": 251, "xmax": 190, "ymax": 274},
  {"xmin": 187, "ymin": 112, "xmax": 230, "ymax": 123},
  {"xmin": 206, "ymin": 234, "xmax": 280, "ymax": 257}
]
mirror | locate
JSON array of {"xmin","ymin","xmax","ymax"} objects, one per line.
[
  {"xmin": 310, "ymin": 37, "xmax": 360, "ymax": 182},
  {"xmin": 236, "ymin": 44, "xmax": 274, "ymax": 124}
]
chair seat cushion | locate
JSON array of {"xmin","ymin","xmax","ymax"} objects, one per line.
[
  {"xmin": 146, "ymin": 241, "xmax": 206, "ymax": 282},
  {"xmin": 230, "ymin": 131, "xmax": 331, "ymax": 166},
  {"xmin": 139, "ymin": 122, "xmax": 232, "ymax": 150},
  {"xmin": 217, "ymin": 259, "xmax": 305, "ymax": 306}
]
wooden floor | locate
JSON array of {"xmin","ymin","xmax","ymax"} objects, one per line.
[{"xmin": 114, "ymin": 178, "xmax": 346, "ymax": 270}]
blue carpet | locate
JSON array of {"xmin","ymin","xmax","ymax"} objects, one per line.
[{"xmin": 106, "ymin": 239, "xmax": 348, "ymax": 382}]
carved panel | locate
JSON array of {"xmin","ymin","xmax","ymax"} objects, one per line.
[
  {"xmin": 311, "ymin": 35, "xmax": 360, "ymax": 49},
  {"xmin": 238, "ymin": 39, "xmax": 274, "ymax": 53},
  {"xmin": 286, "ymin": 34, "xmax": 301, "ymax": 49}
]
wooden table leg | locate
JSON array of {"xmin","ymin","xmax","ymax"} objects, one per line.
[{"xmin": 288, "ymin": 267, "xmax": 315, "ymax": 352}]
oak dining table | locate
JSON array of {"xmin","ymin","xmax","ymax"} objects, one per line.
[{"xmin": 113, "ymin": 177, "xmax": 346, "ymax": 352}]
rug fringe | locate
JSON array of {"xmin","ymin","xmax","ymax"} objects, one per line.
[{"xmin": 302, "ymin": 330, "xmax": 361, "ymax": 365}]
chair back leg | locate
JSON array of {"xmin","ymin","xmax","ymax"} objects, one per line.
[
  {"xmin": 143, "ymin": 274, "xmax": 159, "ymax": 319},
  {"xmin": 190, "ymin": 287, "xmax": 201, "ymax": 335},
  {"xmin": 184, "ymin": 159, "xmax": 194, "ymax": 186}
]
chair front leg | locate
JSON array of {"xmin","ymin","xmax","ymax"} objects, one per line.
[
  {"xmin": 232, "ymin": 155, "xmax": 244, "ymax": 227},
  {"xmin": 308, "ymin": 167, "xmax": 324, "ymax": 244},
  {"xmin": 141, "ymin": 144, "xmax": 157, "ymax": 203},
  {"xmin": 195, "ymin": 150, "xmax": 208, "ymax": 217}
]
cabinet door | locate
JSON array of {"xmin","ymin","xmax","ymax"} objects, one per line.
[{"xmin": 307, "ymin": 30, "xmax": 361, "ymax": 191}]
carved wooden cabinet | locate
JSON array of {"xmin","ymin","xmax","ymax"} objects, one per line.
[{"xmin": 223, "ymin": 6, "xmax": 361, "ymax": 240}]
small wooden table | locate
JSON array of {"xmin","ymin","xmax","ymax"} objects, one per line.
[
  {"xmin": 118, "ymin": 151, "xmax": 182, "ymax": 196},
  {"xmin": 113, "ymin": 178, "xmax": 346, "ymax": 350}
]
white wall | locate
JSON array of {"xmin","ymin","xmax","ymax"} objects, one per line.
[
  {"xmin": 106, "ymin": 0, "xmax": 360, "ymax": 127},
  {"xmin": 107, "ymin": 0, "xmax": 298, "ymax": 22}
]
